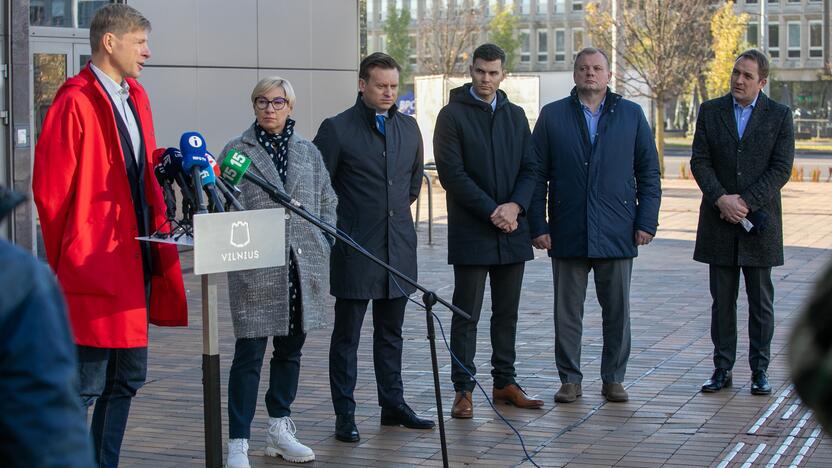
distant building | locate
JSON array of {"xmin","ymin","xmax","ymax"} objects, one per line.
[{"xmin": 366, "ymin": 0, "xmax": 830, "ymax": 133}]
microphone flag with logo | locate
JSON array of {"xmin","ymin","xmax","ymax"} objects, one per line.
[{"xmin": 180, "ymin": 131, "xmax": 211, "ymax": 213}]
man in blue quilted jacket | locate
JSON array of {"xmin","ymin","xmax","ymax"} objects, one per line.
[{"xmin": 529, "ymin": 47, "xmax": 662, "ymax": 404}]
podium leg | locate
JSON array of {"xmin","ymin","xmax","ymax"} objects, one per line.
[{"xmin": 201, "ymin": 274, "xmax": 223, "ymax": 468}]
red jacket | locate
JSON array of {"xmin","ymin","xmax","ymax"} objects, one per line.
[{"xmin": 33, "ymin": 65, "xmax": 187, "ymax": 348}]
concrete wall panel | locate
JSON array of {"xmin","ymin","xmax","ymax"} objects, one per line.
[
  {"xmin": 256, "ymin": 0, "xmax": 311, "ymax": 69},
  {"xmin": 197, "ymin": 0, "xmax": 258, "ymax": 68},
  {"xmin": 310, "ymin": 0, "xmax": 358, "ymax": 70},
  {"xmin": 195, "ymin": 68, "xmax": 259, "ymax": 153},
  {"xmin": 140, "ymin": 66, "xmax": 198, "ymax": 149},
  {"xmin": 130, "ymin": 0, "xmax": 198, "ymax": 66}
]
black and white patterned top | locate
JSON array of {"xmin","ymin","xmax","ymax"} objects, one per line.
[{"xmin": 255, "ymin": 119, "xmax": 302, "ymax": 335}]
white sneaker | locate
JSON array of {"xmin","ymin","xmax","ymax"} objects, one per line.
[
  {"xmin": 266, "ymin": 416, "xmax": 315, "ymax": 463},
  {"xmin": 225, "ymin": 438, "xmax": 250, "ymax": 468}
]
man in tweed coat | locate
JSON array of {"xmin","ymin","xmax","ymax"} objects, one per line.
[{"xmin": 691, "ymin": 49, "xmax": 794, "ymax": 396}]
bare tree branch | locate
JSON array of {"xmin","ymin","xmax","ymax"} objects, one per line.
[{"xmin": 418, "ymin": 1, "xmax": 485, "ymax": 76}]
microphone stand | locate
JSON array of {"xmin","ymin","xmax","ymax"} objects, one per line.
[{"xmin": 258, "ymin": 185, "xmax": 468, "ymax": 468}]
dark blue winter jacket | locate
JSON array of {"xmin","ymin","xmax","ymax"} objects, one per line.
[
  {"xmin": 529, "ymin": 87, "xmax": 661, "ymax": 258},
  {"xmin": 0, "ymin": 239, "xmax": 94, "ymax": 467}
]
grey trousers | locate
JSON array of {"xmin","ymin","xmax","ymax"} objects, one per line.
[
  {"xmin": 709, "ymin": 265, "xmax": 774, "ymax": 373},
  {"xmin": 552, "ymin": 257, "xmax": 633, "ymax": 384}
]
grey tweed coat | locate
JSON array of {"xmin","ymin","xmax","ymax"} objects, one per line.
[
  {"xmin": 690, "ymin": 92, "xmax": 794, "ymax": 267},
  {"xmin": 221, "ymin": 125, "xmax": 338, "ymax": 338}
]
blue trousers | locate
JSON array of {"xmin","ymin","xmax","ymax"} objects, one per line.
[
  {"xmin": 77, "ymin": 346, "xmax": 147, "ymax": 468},
  {"xmin": 227, "ymin": 333, "xmax": 306, "ymax": 439}
]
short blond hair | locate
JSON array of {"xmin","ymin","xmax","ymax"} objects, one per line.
[
  {"xmin": 251, "ymin": 76, "xmax": 296, "ymax": 108},
  {"xmin": 89, "ymin": 4, "xmax": 151, "ymax": 53}
]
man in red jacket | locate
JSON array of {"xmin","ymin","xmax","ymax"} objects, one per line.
[{"xmin": 32, "ymin": 5, "xmax": 186, "ymax": 467}]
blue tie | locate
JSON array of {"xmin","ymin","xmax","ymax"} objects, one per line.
[{"xmin": 375, "ymin": 114, "xmax": 385, "ymax": 135}]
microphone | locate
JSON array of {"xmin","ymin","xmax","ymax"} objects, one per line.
[
  {"xmin": 196, "ymin": 165, "xmax": 225, "ymax": 213},
  {"xmin": 159, "ymin": 147, "xmax": 195, "ymax": 222},
  {"xmin": 219, "ymin": 149, "xmax": 300, "ymax": 208},
  {"xmin": 152, "ymin": 148, "xmax": 177, "ymax": 220},
  {"xmin": 207, "ymin": 152, "xmax": 244, "ymax": 211},
  {"xmin": 180, "ymin": 131, "xmax": 211, "ymax": 214},
  {"xmin": 153, "ymin": 163, "xmax": 178, "ymax": 220}
]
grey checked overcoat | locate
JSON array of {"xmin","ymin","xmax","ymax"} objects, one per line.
[
  {"xmin": 221, "ymin": 125, "xmax": 338, "ymax": 338},
  {"xmin": 690, "ymin": 93, "xmax": 794, "ymax": 267}
]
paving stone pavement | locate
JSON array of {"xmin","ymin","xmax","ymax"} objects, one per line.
[{"xmin": 119, "ymin": 179, "xmax": 832, "ymax": 467}]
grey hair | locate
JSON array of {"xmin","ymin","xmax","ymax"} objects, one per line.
[{"xmin": 251, "ymin": 76, "xmax": 296, "ymax": 108}]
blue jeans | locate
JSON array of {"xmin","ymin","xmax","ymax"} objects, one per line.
[
  {"xmin": 228, "ymin": 333, "xmax": 306, "ymax": 439},
  {"xmin": 77, "ymin": 346, "xmax": 148, "ymax": 468}
]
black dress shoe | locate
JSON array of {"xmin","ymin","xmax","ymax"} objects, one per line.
[
  {"xmin": 751, "ymin": 370, "xmax": 772, "ymax": 395},
  {"xmin": 701, "ymin": 369, "xmax": 732, "ymax": 393},
  {"xmin": 380, "ymin": 403, "xmax": 435, "ymax": 429},
  {"xmin": 335, "ymin": 413, "xmax": 360, "ymax": 442}
]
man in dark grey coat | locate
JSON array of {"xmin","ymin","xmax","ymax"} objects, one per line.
[
  {"xmin": 434, "ymin": 44, "xmax": 543, "ymax": 419},
  {"xmin": 313, "ymin": 53, "xmax": 432, "ymax": 443},
  {"xmin": 691, "ymin": 49, "xmax": 794, "ymax": 396}
]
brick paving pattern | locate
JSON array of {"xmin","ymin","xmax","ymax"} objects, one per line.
[{"xmin": 119, "ymin": 179, "xmax": 832, "ymax": 467}]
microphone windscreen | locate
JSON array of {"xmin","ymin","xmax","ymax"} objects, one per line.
[
  {"xmin": 180, "ymin": 131, "xmax": 210, "ymax": 171},
  {"xmin": 219, "ymin": 149, "xmax": 252, "ymax": 187},
  {"xmin": 153, "ymin": 164, "xmax": 169, "ymax": 186},
  {"xmin": 152, "ymin": 148, "xmax": 167, "ymax": 166},
  {"xmin": 161, "ymin": 147, "xmax": 184, "ymax": 172},
  {"xmin": 207, "ymin": 152, "xmax": 222, "ymax": 177},
  {"xmin": 199, "ymin": 166, "xmax": 217, "ymax": 186}
]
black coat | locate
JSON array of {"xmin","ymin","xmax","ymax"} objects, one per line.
[
  {"xmin": 314, "ymin": 95, "xmax": 423, "ymax": 299},
  {"xmin": 434, "ymin": 84, "xmax": 536, "ymax": 265},
  {"xmin": 690, "ymin": 93, "xmax": 794, "ymax": 267}
]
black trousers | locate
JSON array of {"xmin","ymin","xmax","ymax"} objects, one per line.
[
  {"xmin": 449, "ymin": 263, "xmax": 525, "ymax": 392},
  {"xmin": 329, "ymin": 297, "xmax": 407, "ymax": 415},
  {"xmin": 709, "ymin": 265, "xmax": 775, "ymax": 373}
]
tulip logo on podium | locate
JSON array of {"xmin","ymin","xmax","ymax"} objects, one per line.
[{"xmin": 230, "ymin": 220, "xmax": 251, "ymax": 248}]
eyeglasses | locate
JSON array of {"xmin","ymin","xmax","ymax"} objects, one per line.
[{"xmin": 254, "ymin": 96, "xmax": 288, "ymax": 111}]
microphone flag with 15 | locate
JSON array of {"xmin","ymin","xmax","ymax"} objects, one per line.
[{"xmin": 219, "ymin": 149, "xmax": 297, "ymax": 207}]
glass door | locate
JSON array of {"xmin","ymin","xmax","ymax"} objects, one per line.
[
  {"xmin": 30, "ymin": 41, "xmax": 89, "ymax": 145},
  {"xmin": 29, "ymin": 40, "xmax": 90, "ymax": 255}
]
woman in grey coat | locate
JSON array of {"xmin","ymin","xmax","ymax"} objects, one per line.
[{"xmin": 221, "ymin": 76, "xmax": 337, "ymax": 468}]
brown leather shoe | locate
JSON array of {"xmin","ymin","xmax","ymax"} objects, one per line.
[
  {"xmin": 493, "ymin": 384, "xmax": 544, "ymax": 409},
  {"xmin": 451, "ymin": 391, "xmax": 473, "ymax": 419}
]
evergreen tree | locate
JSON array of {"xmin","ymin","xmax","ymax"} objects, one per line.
[{"xmin": 383, "ymin": 4, "xmax": 412, "ymax": 87}]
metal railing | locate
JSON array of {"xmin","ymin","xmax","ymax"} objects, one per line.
[{"xmin": 414, "ymin": 162, "xmax": 436, "ymax": 245}]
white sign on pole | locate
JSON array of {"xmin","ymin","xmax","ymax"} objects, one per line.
[{"xmin": 193, "ymin": 208, "xmax": 285, "ymax": 275}]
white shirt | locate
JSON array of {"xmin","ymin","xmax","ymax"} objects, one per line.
[
  {"xmin": 469, "ymin": 85, "xmax": 497, "ymax": 112},
  {"xmin": 90, "ymin": 63, "xmax": 142, "ymax": 163}
]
